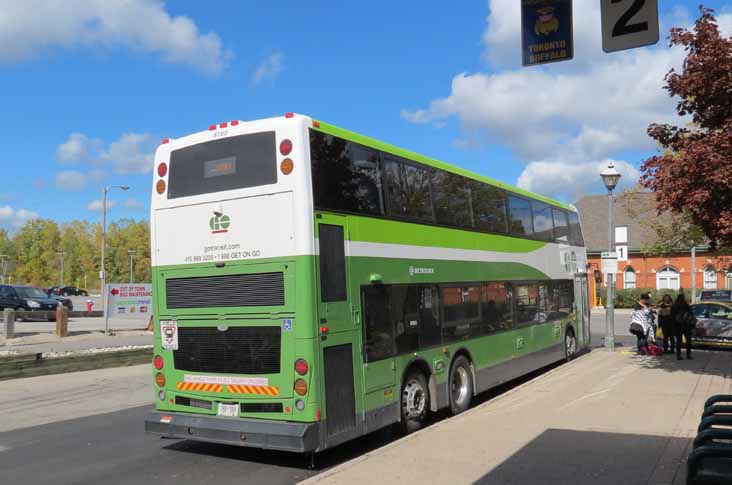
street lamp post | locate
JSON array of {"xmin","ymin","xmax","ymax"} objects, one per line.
[
  {"xmin": 101, "ymin": 184, "xmax": 130, "ymax": 334},
  {"xmin": 57, "ymin": 251, "xmax": 66, "ymax": 286},
  {"xmin": 600, "ymin": 162, "xmax": 621, "ymax": 351},
  {"xmin": 128, "ymin": 250, "xmax": 137, "ymax": 284}
]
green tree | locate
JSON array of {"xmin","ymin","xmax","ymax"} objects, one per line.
[{"xmin": 13, "ymin": 219, "xmax": 61, "ymax": 287}]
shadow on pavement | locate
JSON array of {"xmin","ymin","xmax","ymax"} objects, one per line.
[
  {"xmin": 629, "ymin": 347, "xmax": 732, "ymax": 377},
  {"xmin": 475, "ymin": 428, "xmax": 689, "ymax": 485}
]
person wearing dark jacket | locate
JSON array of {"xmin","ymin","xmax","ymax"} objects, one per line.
[
  {"xmin": 671, "ymin": 293, "xmax": 693, "ymax": 360},
  {"xmin": 657, "ymin": 294, "xmax": 675, "ymax": 353}
]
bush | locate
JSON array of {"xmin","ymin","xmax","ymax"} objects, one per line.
[{"xmin": 598, "ymin": 287, "xmax": 692, "ymax": 308}]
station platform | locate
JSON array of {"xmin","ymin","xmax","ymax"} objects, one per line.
[{"xmin": 303, "ymin": 349, "xmax": 732, "ymax": 485}]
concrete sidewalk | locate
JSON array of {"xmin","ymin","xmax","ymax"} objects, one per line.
[
  {"xmin": 0, "ymin": 329, "xmax": 152, "ymax": 356},
  {"xmin": 304, "ymin": 350, "xmax": 732, "ymax": 485}
]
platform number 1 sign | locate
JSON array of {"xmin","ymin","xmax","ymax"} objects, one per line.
[{"xmin": 601, "ymin": 0, "xmax": 659, "ymax": 53}]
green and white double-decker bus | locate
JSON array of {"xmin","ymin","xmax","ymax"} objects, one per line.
[{"xmin": 145, "ymin": 113, "xmax": 590, "ymax": 457}]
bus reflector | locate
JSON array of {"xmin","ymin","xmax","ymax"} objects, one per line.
[
  {"xmin": 231, "ymin": 120, "xmax": 239, "ymax": 126},
  {"xmin": 219, "ymin": 122, "xmax": 228, "ymax": 128},
  {"xmin": 156, "ymin": 180, "xmax": 166, "ymax": 194},
  {"xmin": 313, "ymin": 121, "xmax": 320, "ymax": 128},
  {"xmin": 153, "ymin": 355, "xmax": 164, "ymax": 370},
  {"xmin": 316, "ymin": 408, "xmax": 321, "ymax": 421},
  {"xmin": 295, "ymin": 359, "xmax": 308, "ymax": 375},
  {"xmin": 294, "ymin": 379, "xmax": 308, "ymax": 396},
  {"xmin": 155, "ymin": 373, "xmax": 166, "ymax": 387},
  {"xmin": 280, "ymin": 158, "xmax": 294, "ymax": 175},
  {"xmin": 208, "ymin": 124, "xmax": 216, "ymax": 131},
  {"xmin": 279, "ymin": 139, "xmax": 293, "ymax": 156},
  {"xmin": 157, "ymin": 163, "xmax": 168, "ymax": 178},
  {"xmin": 285, "ymin": 112, "xmax": 294, "ymax": 118},
  {"xmin": 320, "ymin": 325, "xmax": 329, "ymax": 334},
  {"xmin": 161, "ymin": 138, "xmax": 170, "ymax": 144}
]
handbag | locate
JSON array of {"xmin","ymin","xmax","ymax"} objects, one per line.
[{"xmin": 629, "ymin": 322, "xmax": 644, "ymax": 334}]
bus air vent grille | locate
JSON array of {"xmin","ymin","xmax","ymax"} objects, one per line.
[
  {"xmin": 174, "ymin": 326, "xmax": 281, "ymax": 375},
  {"xmin": 240, "ymin": 402, "xmax": 283, "ymax": 413},
  {"xmin": 165, "ymin": 272, "xmax": 285, "ymax": 309}
]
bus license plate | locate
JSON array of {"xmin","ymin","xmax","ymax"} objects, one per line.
[{"xmin": 217, "ymin": 403, "xmax": 238, "ymax": 417}]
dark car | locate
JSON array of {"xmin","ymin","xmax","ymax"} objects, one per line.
[
  {"xmin": 49, "ymin": 286, "xmax": 88, "ymax": 297},
  {"xmin": 50, "ymin": 294, "xmax": 73, "ymax": 311},
  {"xmin": 691, "ymin": 301, "xmax": 732, "ymax": 346},
  {"xmin": 0, "ymin": 285, "xmax": 60, "ymax": 320}
]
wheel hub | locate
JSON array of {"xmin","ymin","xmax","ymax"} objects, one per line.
[
  {"xmin": 402, "ymin": 380, "xmax": 425, "ymax": 418},
  {"xmin": 451, "ymin": 367, "xmax": 469, "ymax": 405}
]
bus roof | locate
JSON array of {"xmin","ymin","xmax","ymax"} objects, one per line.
[{"xmin": 311, "ymin": 118, "xmax": 573, "ymax": 211}]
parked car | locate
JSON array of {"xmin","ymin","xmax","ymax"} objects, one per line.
[
  {"xmin": 0, "ymin": 285, "xmax": 60, "ymax": 320},
  {"xmin": 50, "ymin": 294, "xmax": 73, "ymax": 311},
  {"xmin": 48, "ymin": 286, "xmax": 88, "ymax": 297},
  {"xmin": 691, "ymin": 301, "xmax": 732, "ymax": 346}
]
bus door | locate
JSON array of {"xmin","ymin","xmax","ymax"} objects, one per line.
[
  {"xmin": 574, "ymin": 274, "xmax": 591, "ymax": 347},
  {"xmin": 315, "ymin": 214, "xmax": 360, "ymax": 443}
]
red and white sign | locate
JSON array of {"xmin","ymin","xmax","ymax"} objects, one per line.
[
  {"xmin": 161, "ymin": 320, "xmax": 178, "ymax": 350},
  {"xmin": 105, "ymin": 283, "xmax": 153, "ymax": 319}
]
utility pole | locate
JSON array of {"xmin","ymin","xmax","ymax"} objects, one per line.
[
  {"xmin": 128, "ymin": 250, "xmax": 136, "ymax": 284},
  {"xmin": 57, "ymin": 251, "xmax": 66, "ymax": 286},
  {"xmin": 691, "ymin": 246, "xmax": 697, "ymax": 303},
  {"xmin": 101, "ymin": 184, "xmax": 130, "ymax": 334}
]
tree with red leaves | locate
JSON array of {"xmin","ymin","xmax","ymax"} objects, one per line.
[{"xmin": 641, "ymin": 6, "xmax": 732, "ymax": 250}]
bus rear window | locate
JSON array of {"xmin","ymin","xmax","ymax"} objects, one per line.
[{"xmin": 168, "ymin": 131, "xmax": 277, "ymax": 199}]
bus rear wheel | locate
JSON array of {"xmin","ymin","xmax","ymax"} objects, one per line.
[
  {"xmin": 449, "ymin": 356, "xmax": 473, "ymax": 415},
  {"xmin": 400, "ymin": 371, "xmax": 429, "ymax": 434}
]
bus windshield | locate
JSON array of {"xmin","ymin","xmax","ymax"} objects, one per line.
[{"xmin": 168, "ymin": 131, "xmax": 277, "ymax": 199}]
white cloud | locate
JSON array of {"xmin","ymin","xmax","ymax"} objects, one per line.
[
  {"xmin": 56, "ymin": 133, "xmax": 103, "ymax": 164},
  {"xmin": 124, "ymin": 198, "xmax": 146, "ymax": 211},
  {"xmin": 56, "ymin": 132, "xmax": 156, "ymax": 174},
  {"xmin": 0, "ymin": 0, "xmax": 230, "ymax": 76},
  {"xmin": 251, "ymin": 51, "xmax": 284, "ymax": 86},
  {"xmin": 102, "ymin": 133, "xmax": 157, "ymax": 174},
  {"xmin": 87, "ymin": 199, "xmax": 117, "ymax": 212},
  {"xmin": 401, "ymin": 0, "xmax": 708, "ymax": 199},
  {"xmin": 0, "ymin": 206, "xmax": 38, "ymax": 228},
  {"xmin": 55, "ymin": 170, "xmax": 87, "ymax": 191}
]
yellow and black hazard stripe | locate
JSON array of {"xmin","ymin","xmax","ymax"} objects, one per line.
[
  {"xmin": 227, "ymin": 384, "xmax": 280, "ymax": 396},
  {"xmin": 176, "ymin": 382, "xmax": 223, "ymax": 392}
]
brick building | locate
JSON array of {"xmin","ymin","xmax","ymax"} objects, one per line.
[{"xmin": 575, "ymin": 192, "xmax": 730, "ymax": 307}]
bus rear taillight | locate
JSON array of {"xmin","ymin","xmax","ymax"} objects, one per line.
[
  {"xmin": 294, "ymin": 359, "xmax": 308, "ymax": 376},
  {"xmin": 279, "ymin": 139, "xmax": 293, "ymax": 156},
  {"xmin": 157, "ymin": 163, "xmax": 168, "ymax": 177},
  {"xmin": 153, "ymin": 355, "xmax": 164, "ymax": 370},
  {"xmin": 156, "ymin": 180, "xmax": 166, "ymax": 194},
  {"xmin": 294, "ymin": 379, "xmax": 308, "ymax": 396},
  {"xmin": 155, "ymin": 373, "xmax": 166, "ymax": 387},
  {"xmin": 280, "ymin": 158, "xmax": 293, "ymax": 175}
]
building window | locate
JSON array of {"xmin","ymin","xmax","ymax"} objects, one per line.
[
  {"xmin": 726, "ymin": 272, "xmax": 732, "ymax": 290},
  {"xmin": 656, "ymin": 266, "xmax": 680, "ymax": 291},
  {"xmin": 624, "ymin": 267, "xmax": 636, "ymax": 289},
  {"xmin": 704, "ymin": 268, "xmax": 718, "ymax": 289}
]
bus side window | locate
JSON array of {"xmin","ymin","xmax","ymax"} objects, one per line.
[
  {"xmin": 419, "ymin": 286, "xmax": 441, "ymax": 348},
  {"xmin": 318, "ymin": 224, "xmax": 347, "ymax": 302},
  {"xmin": 391, "ymin": 286, "xmax": 420, "ymax": 355},
  {"xmin": 363, "ymin": 286, "xmax": 395, "ymax": 362}
]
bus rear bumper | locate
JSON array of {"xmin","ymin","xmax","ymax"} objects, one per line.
[{"xmin": 145, "ymin": 410, "xmax": 320, "ymax": 453}]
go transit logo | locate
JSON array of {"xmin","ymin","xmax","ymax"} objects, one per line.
[{"xmin": 209, "ymin": 213, "xmax": 231, "ymax": 234}]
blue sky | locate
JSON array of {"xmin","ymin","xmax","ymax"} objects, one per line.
[{"xmin": 0, "ymin": 0, "xmax": 730, "ymax": 230}]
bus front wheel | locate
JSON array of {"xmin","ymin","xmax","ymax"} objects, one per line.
[
  {"xmin": 449, "ymin": 356, "xmax": 473, "ymax": 415},
  {"xmin": 400, "ymin": 370, "xmax": 430, "ymax": 434}
]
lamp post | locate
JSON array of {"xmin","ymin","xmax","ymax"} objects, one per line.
[
  {"xmin": 56, "ymin": 251, "xmax": 66, "ymax": 286},
  {"xmin": 101, "ymin": 184, "xmax": 130, "ymax": 334},
  {"xmin": 128, "ymin": 250, "xmax": 137, "ymax": 284},
  {"xmin": 600, "ymin": 162, "xmax": 621, "ymax": 351}
]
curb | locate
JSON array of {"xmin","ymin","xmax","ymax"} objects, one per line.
[
  {"xmin": 299, "ymin": 350, "xmax": 599, "ymax": 484},
  {"xmin": 0, "ymin": 347, "xmax": 153, "ymax": 380}
]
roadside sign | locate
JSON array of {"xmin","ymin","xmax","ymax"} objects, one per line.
[
  {"xmin": 601, "ymin": 0, "xmax": 659, "ymax": 53},
  {"xmin": 105, "ymin": 283, "xmax": 152, "ymax": 319},
  {"xmin": 521, "ymin": 0, "xmax": 573, "ymax": 66},
  {"xmin": 601, "ymin": 251, "xmax": 618, "ymax": 274}
]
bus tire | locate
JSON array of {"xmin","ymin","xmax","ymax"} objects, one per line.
[
  {"xmin": 565, "ymin": 327, "xmax": 577, "ymax": 361},
  {"xmin": 400, "ymin": 370, "xmax": 430, "ymax": 434},
  {"xmin": 449, "ymin": 355, "xmax": 473, "ymax": 415}
]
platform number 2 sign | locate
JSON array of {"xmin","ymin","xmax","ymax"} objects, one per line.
[{"xmin": 601, "ymin": 0, "xmax": 659, "ymax": 53}]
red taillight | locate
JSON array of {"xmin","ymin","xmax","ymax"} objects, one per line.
[
  {"xmin": 285, "ymin": 112, "xmax": 294, "ymax": 118},
  {"xmin": 279, "ymin": 139, "xmax": 293, "ymax": 156},
  {"xmin": 208, "ymin": 124, "xmax": 216, "ymax": 131},
  {"xmin": 231, "ymin": 120, "xmax": 239, "ymax": 126},
  {"xmin": 219, "ymin": 122, "xmax": 228, "ymax": 128},
  {"xmin": 161, "ymin": 138, "xmax": 170, "ymax": 144},
  {"xmin": 295, "ymin": 359, "xmax": 309, "ymax": 375},
  {"xmin": 157, "ymin": 163, "xmax": 168, "ymax": 177},
  {"xmin": 153, "ymin": 355, "xmax": 164, "ymax": 370}
]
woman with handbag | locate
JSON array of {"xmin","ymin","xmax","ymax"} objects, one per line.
[
  {"xmin": 657, "ymin": 294, "xmax": 675, "ymax": 353},
  {"xmin": 671, "ymin": 293, "xmax": 693, "ymax": 360},
  {"xmin": 629, "ymin": 294, "xmax": 653, "ymax": 355}
]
